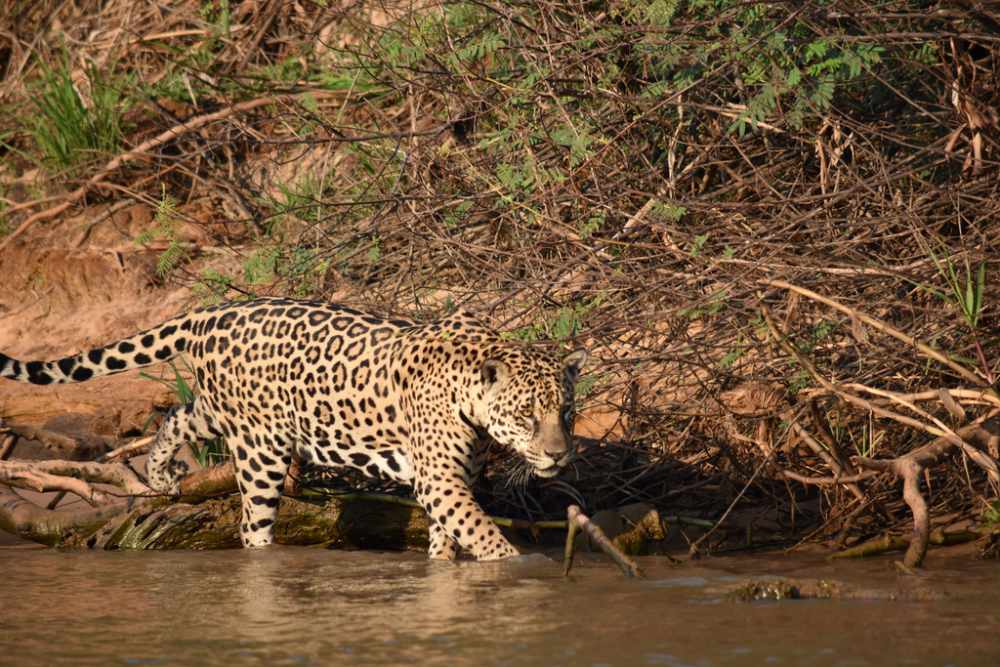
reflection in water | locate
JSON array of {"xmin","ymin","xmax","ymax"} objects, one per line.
[{"xmin": 1, "ymin": 546, "xmax": 1000, "ymax": 666}]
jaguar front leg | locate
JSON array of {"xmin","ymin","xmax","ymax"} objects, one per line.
[
  {"xmin": 425, "ymin": 443, "xmax": 489, "ymax": 561},
  {"xmin": 413, "ymin": 464, "xmax": 519, "ymax": 561},
  {"xmin": 428, "ymin": 522, "xmax": 459, "ymax": 561}
]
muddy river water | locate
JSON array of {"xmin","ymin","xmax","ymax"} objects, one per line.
[{"xmin": 1, "ymin": 545, "xmax": 998, "ymax": 666}]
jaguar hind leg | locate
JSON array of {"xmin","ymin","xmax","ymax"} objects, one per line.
[
  {"xmin": 233, "ymin": 435, "xmax": 292, "ymax": 547},
  {"xmin": 146, "ymin": 399, "xmax": 220, "ymax": 494}
]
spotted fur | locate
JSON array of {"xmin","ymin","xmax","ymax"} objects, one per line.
[{"xmin": 0, "ymin": 297, "xmax": 587, "ymax": 560}]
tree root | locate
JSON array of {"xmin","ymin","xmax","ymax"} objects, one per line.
[
  {"xmin": 830, "ymin": 526, "xmax": 988, "ymax": 561},
  {"xmin": 760, "ymin": 299, "xmax": 1000, "ymax": 568}
]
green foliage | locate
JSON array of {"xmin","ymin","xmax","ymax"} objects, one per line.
[
  {"xmin": 243, "ymin": 247, "xmax": 280, "ymax": 285},
  {"xmin": 134, "ymin": 186, "xmax": 188, "ymax": 278},
  {"xmin": 31, "ymin": 56, "xmax": 130, "ymax": 170},
  {"xmin": 690, "ymin": 233, "xmax": 709, "ymax": 257},
  {"xmin": 929, "ymin": 248, "xmax": 987, "ymax": 330},
  {"xmin": 550, "ymin": 122, "xmax": 596, "ymax": 167},
  {"xmin": 578, "ymin": 212, "xmax": 603, "ymax": 240},
  {"xmin": 506, "ymin": 297, "xmax": 603, "ymax": 343},
  {"xmin": 366, "ymin": 235, "xmax": 382, "ymax": 263},
  {"xmin": 983, "ymin": 501, "xmax": 1000, "ymax": 527},
  {"xmin": 273, "ymin": 173, "xmax": 330, "ymax": 225},
  {"xmin": 443, "ymin": 200, "xmax": 473, "ymax": 228},
  {"xmin": 650, "ymin": 203, "xmax": 686, "ymax": 224},
  {"xmin": 719, "ymin": 338, "xmax": 746, "ymax": 370},
  {"xmin": 495, "ymin": 162, "xmax": 534, "ymax": 205},
  {"xmin": 259, "ymin": 56, "xmax": 306, "ymax": 84},
  {"xmin": 729, "ymin": 32, "xmax": 883, "ymax": 134},
  {"xmin": 626, "ymin": 0, "xmax": 682, "ymax": 27},
  {"xmin": 680, "ymin": 289, "xmax": 728, "ymax": 320},
  {"xmin": 200, "ymin": 0, "xmax": 231, "ymax": 37},
  {"xmin": 192, "ymin": 269, "xmax": 235, "ymax": 304},
  {"xmin": 787, "ymin": 368, "xmax": 812, "ymax": 395},
  {"xmin": 615, "ymin": 1, "xmax": 886, "ymax": 134},
  {"xmin": 574, "ymin": 373, "xmax": 599, "ymax": 398},
  {"xmin": 243, "ymin": 245, "xmax": 328, "ymax": 297}
]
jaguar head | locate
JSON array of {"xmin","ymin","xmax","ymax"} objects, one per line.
[{"xmin": 476, "ymin": 348, "xmax": 588, "ymax": 478}]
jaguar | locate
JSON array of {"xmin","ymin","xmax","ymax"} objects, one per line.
[{"xmin": 0, "ymin": 297, "xmax": 587, "ymax": 560}]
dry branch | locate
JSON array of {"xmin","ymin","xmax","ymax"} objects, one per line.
[
  {"xmin": 0, "ymin": 95, "xmax": 304, "ymax": 253},
  {"xmin": 0, "ymin": 458, "xmax": 149, "ymax": 504},
  {"xmin": 101, "ymin": 436, "xmax": 154, "ymax": 462},
  {"xmin": 563, "ymin": 504, "xmax": 644, "ymax": 578},
  {"xmin": 762, "ymin": 301, "xmax": 1000, "ymax": 567}
]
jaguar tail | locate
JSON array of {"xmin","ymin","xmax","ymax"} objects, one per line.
[{"xmin": 0, "ymin": 318, "xmax": 190, "ymax": 386}]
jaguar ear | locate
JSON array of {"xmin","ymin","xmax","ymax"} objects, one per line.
[
  {"xmin": 481, "ymin": 359, "xmax": 510, "ymax": 387},
  {"xmin": 563, "ymin": 349, "xmax": 588, "ymax": 379}
]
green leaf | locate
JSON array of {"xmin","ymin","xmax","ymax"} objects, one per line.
[
  {"xmin": 973, "ymin": 262, "xmax": 986, "ymax": 326},
  {"xmin": 786, "ymin": 66, "xmax": 801, "ymax": 87}
]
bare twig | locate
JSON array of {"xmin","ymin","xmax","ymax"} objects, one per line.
[
  {"xmin": 0, "ymin": 458, "xmax": 150, "ymax": 504},
  {"xmin": 764, "ymin": 279, "xmax": 992, "ymax": 390}
]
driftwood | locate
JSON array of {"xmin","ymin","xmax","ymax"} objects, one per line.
[
  {"xmin": 563, "ymin": 504, "xmax": 644, "ymax": 578},
  {"xmin": 0, "ymin": 490, "xmax": 128, "ymax": 546},
  {"xmin": 0, "ymin": 458, "xmax": 149, "ymax": 503}
]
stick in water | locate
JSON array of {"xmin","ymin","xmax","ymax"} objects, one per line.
[{"xmin": 563, "ymin": 505, "xmax": 644, "ymax": 578}]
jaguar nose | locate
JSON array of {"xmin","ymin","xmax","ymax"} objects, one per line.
[{"xmin": 543, "ymin": 445, "xmax": 566, "ymax": 459}]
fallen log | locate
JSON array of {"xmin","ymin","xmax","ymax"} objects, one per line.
[{"xmin": 830, "ymin": 526, "xmax": 991, "ymax": 561}]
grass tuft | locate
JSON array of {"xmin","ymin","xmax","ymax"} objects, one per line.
[{"xmin": 31, "ymin": 57, "xmax": 129, "ymax": 171}]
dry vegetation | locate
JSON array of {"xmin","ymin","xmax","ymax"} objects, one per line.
[{"xmin": 2, "ymin": 0, "xmax": 1000, "ymax": 564}]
